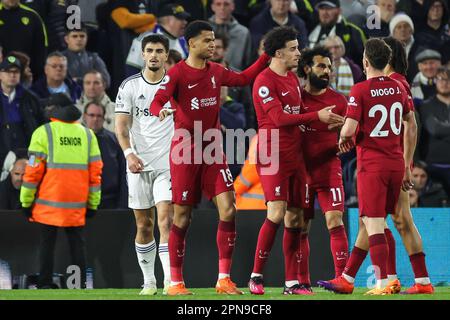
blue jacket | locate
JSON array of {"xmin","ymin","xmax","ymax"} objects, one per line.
[{"xmin": 30, "ymin": 76, "xmax": 81, "ymax": 103}]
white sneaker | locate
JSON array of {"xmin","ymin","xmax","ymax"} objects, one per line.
[
  {"xmin": 163, "ymin": 280, "xmax": 170, "ymax": 295},
  {"xmin": 139, "ymin": 283, "xmax": 157, "ymax": 295}
]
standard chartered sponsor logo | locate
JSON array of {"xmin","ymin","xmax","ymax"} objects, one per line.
[
  {"xmin": 191, "ymin": 97, "xmax": 199, "ymax": 110},
  {"xmin": 190, "ymin": 97, "xmax": 217, "ymax": 110}
]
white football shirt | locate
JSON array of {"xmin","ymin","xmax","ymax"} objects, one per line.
[{"xmin": 115, "ymin": 72, "xmax": 173, "ymax": 171}]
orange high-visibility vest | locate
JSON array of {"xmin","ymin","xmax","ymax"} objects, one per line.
[
  {"xmin": 234, "ymin": 135, "xmax": 266, "ymax": 210},
  {"xmin": 20, "ymin": 120, "xmax": 103, "ymax": 227}
]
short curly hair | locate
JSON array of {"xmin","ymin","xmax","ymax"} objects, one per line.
[{"xmin": 263, "ymin": 26, "xmax": 298, "ymax": 57}]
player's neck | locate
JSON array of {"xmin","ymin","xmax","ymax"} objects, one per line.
[
  {"xmin": 269, "ymin": 60, "xmax": 289, "ymax": 76},
  {"xmin": 305, "ymin": 83, "xmax": 326, "ymax": 95},
  {"xmin": 366, "ymin": 70, "xmax": 385, "ymax": 79},
  {"xmin": 384, "ymin": 66, "xmax": 395, "ymax": 76},
  {"xmin": 142, "ymin": 67, "xmax": 165, "ymax": 83},
  {"xmin": 185, "ymin": 55, "xmax": 207, "ymax": 70}
]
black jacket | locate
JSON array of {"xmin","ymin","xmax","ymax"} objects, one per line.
[
  {"xmin": 95, "ymin": 128, "xmax": 128, "ymax": 209},
  {"xmin": 0, "ymin": 174, "xmax": 21, "ymax": 210},
  {"xmin": 0, "ymin": 86, "xmax": 45, "ymax": 165},
  {"xmin": 0, "ymin": 3, "xmax": 48, "ymax": 79},
  {"xmin": 419, "ymin": 96, "xmax": 450, "ymax": 164}
]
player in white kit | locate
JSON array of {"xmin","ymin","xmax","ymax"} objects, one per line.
[{"xmin": 115, "ymin": 34, "xmax": 174, "ymax": 295}]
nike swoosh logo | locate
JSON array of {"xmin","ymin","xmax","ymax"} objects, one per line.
[
  {"xmin": 282, "ymin": 91, "xmax": 289, "ymax": 96},
  {"xmin": 188, "ymin": 83, "xmax": 199, "ymax": 89},
  {"xmin": 226, "ymin": 182, "xmax": 233, "ymax": 187},
  {"xmin": 336, "ymin": 257, "xmax": 346, "ymax": 260},
  {"xmin": 332, "ymin": 202, "xmax": 342, "ymax": 207}
]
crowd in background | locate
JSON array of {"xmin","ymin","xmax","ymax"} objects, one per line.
[{"xmin": 0, "ymin": 0, "xmax": 449, "ymax": 210}]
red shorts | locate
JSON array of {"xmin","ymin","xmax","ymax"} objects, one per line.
[
  {"xmin": 303, "ymin": 183, "xmax": 345, "ymax": 220},
  {"xmin": 170, "ymin": 161, "xmax": 234, "ymax": 205},
  {"xmin": 257, "ymin": 163, "xmax": 307, "ymax": 208},
  {"xmin": 357, "ymin": 171, "xmax": 403, "ymax": 218}
]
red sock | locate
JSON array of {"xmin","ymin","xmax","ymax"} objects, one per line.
[
  {"xmin": 343, "ymin": 246, "xmax": 368, "ymax": 278},
  {"xmin": 384, "ymin": 228, "xmax": 397, "ymax": 276},
  {"xmin": 217, "ymin": 219, "xmax": 236, "ymax": 275},
  {"xmin": 368, "ymin": 234, "xmax": 388, "ymax": 280},
  {"xmin": 409, "ymin": 252, "xmax": 429, "ymax": 278},
  {"xmin": 169, "ymin": 224, "xmax": 188, "ymax": 282},
  {"xmin": 283, "ymin": 227, "xmax": 301, "ymax": 281},
  {"xmin": 329, "ymin": 225, "xmax": 349, "ymax": 277},
  {"xmin": 298, "ymin": 233, "xmax": 310, "ymax": 285},
  {"xmin": 252, "ymin": 218, "xmax": 280, "ymax": 275}
]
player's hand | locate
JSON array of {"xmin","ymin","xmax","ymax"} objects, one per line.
[
  {"xmin": 338, "ymin": 136, "xmax": 354, "ymax": 154},
  {"xmin": 318, "ymin": 105, "xmax": 345, "ymax": 125},
  {"xmin": 327, "ymin": 122, "xmax": 343, "ymax": 131},
  {"xmin": 126, "ymin": 153, "xmax": 144, "ymax": 173},
  {"xmin": 402, "ymin": 166, "xmax": 414, "ymax": 191},
  {"xmin": 159, "ymin": 109, "xmax": 175, "ymax": 121}
]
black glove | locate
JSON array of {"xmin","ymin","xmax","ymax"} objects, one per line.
[
  {"xmin": 86, "ymin": 209, "xmax": 97, "ymax": 218},
  {"xmin": 22, "ymin": 207, "xmax": 32, "ymax": 219}
]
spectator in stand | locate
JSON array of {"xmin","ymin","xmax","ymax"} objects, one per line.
[
  {"xmin": 250, "ymin": 0, "xmax": 309, "ymax": 53},
  {"xmin": 9, "ymin": 51, "xmax": 33, "ymax": 89},
  {"xmin": 211, "ymin": 31, "xmax": 255, "ymax": 129},
  {"xmin": 219, "ymin": 86, "xmax": 246, "ymax": 178},
  {"xmin": 396, "ymin": 0, "xmax": 427, "ymax": 28},
  {"xmin": 0, "ymin": 155, "xmax": 27, "ymax": 210},
  {"xmin": 308, "ymin": 0, "xmax": 366, "ymax": 67},
  {"xmin": 31, "ymin": 51, "xmax": 81, "ymax": 103},
  {"xmin": 411, "ymin": 49, "xmax": 442, "ymax": 105},
  {"xmin": 165, "ymin": 49, "xmax": 182, "ymax": 71},
  {"xmin": 125, "ymin": 3, "xmax": 190, "ymax": 75},
  {"xmin": 419, "ymin": 66, "xmax": 450, "ymax": 197},
  {"xmin": 323, "ymin": 35, "xmax": 364, "ymax": 97},
  {"xmin": 209, "ymin": 0, "xmax": 252, "ymax": 71},
  {"xmin": 412, "ymin": 161, "xmax": 448, "ymax": 207},
  {"xmin": 25, "ymin": 0, "xmax": 78, "ymax": 52},
  {"xmin": 83, "ymin": 102, "xmax": 127, "ymax": 209},
  {"xmin": 62, "ymin": 26, "xmax": 111, "ymax": 88},
  {"xmin": 0, "ymin": 56, "xmax": 45, "ymax": 166},
  {"xmin": 109, "ymin": 0, "xmax": 157, "ymax": 91},
  {"xmin": 390, "ymin": 13, "xmax": 421, "ymax": 81},
  {"xmin": 0, "ymin": 0, "xmax": 48, "ymax": 79},
  {"xmin": 409, "ymin": 189, "xmax": 419, "ymax": 208},
  {"xmin": 364, "ymin": 0, "xmax": 396, "ymax": 38},
  {"xmin": 77, "ymin": 70, "xmax": 115, "ymax": 131},
  {"xmin": 416, "ymin": 0, "xmax": 450, "ymax": 56}
]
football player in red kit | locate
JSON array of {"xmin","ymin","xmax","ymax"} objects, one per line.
[
  {"xmin": 150, "ymin": 20, "xmax": 271, "ymax": 295},
  {"xmin": 296, "ymin": 46, "xmax": 349, "ymax": 292},
  {"xmin": 318, "ymin": 38, "xmax": 416, "ymax": 295},
  {"xmin": 247, "ymin": 26, "xmax": 344, "ymax": 295}
]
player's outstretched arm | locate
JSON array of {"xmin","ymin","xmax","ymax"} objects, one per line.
[
  {"xmin": 221, "ymin": 53, "xmax": 271, "ymax": 87},
  {"xmin": 338, "ymin": 118, "xmax": 358, "ymax": 154},
  {"xmin": 150, "ymin": 68, "xmax": 178, "ymax": 116}
]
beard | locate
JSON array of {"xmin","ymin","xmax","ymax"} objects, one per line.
[
  {"xmin": 147, "ymin": 65, "xmax": 160, "ymax": 72},
  {"xmin": 309, "ymin": 72, "xmax": 329, "ymax": 89}
]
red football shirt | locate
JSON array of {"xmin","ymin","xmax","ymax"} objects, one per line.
[
  {"xmin": 389, "ymin": 72, "xmax": 415, "ymax": 111},
  {"xmin": 150, "ymin": 54, "xmax": 270, "ymax": 133},
  {"xmin": 253, "ymin": 68, "xmax": 319, "ymax": 169},
  {"xmin": 302, "ymin": 88, "xmax": 347, "ymax": 185},
  {"xmin": 346, "ymin": 76, "xmax": 412, "ymax": 172}
]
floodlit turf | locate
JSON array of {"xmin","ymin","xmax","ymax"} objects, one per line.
[{"xmin": 0, "ymin": 287, "xmax": 449, "ymax": 300}]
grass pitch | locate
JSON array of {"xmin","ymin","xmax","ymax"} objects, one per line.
[{"xmin": 0, "ymin": 287, "xmax": 449, "ymax": 300}]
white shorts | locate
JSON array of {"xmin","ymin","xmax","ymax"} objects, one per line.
[{"xmin": 127, "ymin": 169, "xmax": 172, "ymax": 209}]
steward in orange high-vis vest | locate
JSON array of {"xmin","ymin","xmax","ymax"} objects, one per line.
[
  {"xmin": 20, "ymin": 93, "xmax": 103, "ymax": 288},
  {"xmin": 234, "ymin": 134, "xmax": 266, "ymax": 210}
]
